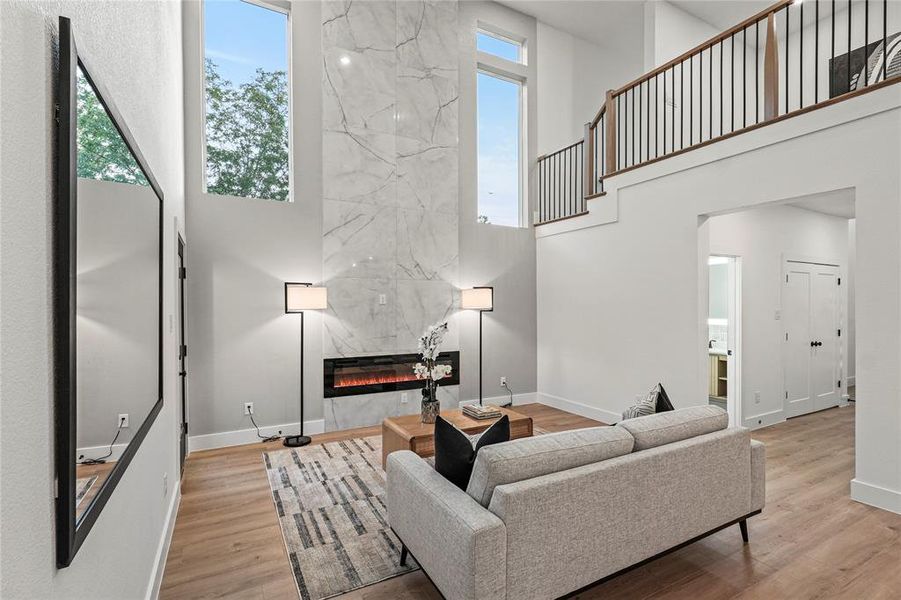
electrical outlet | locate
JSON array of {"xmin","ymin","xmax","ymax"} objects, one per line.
[
  {"xmin": 118, "ymin": 413, "xmax": 129, "ymax": 428},
  {"xmin": 163, "ymin": 472, "xmax": 168, "ymax": 497},
  {"xmin": 400, "ymin": 392, "xmax": 409, "ymax": 404},
  {"xmin": 244, "ymin": 402, "xmax": 254, "ymax": 416},
  {"xmin": 378, "ymin": 293, "xmax": 387, "ymax": 305},
  {"xmin": 754, "ymin": 391, "xmax": 761, "ymax": 404},
  {"xmin": 500, "ymin": 377, "xmax": 507, "ymax": 386}
]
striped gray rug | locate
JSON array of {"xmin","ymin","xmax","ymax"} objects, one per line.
[{"xmin": 263, "ymin": 436, "xmax": 418, "ymax": 600}]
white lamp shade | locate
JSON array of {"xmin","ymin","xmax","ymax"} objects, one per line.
[
  {"xmin": 461, "ymin": 287, "xmax": 493, "ymax": 310},
  {"xmin": 285, "ymin": 283, "xmax": 327, "ymax": 312}
]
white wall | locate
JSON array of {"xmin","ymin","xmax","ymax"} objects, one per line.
[
  {"xmin": 536, "ymin": 85, "xmax": 901, "ymax": 512},
  {"xmin": 1, "ymin": 0, "xmax": 184, "ymax": 597},
  {"xmin": 644, "ymin": 0, "xmax": 718, "ymax": 70},
  {"xmin": 536, "ymin": 21, "xmax": 642, "ymax": 156},
  {"xmin": 706, "ymin": 204, "xmax": 851, "ymax": 425}
]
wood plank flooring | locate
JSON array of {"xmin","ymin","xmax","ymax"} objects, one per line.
[{"xmin": 160, "ymin": 403, "xmax": 901, "ymax": 600}]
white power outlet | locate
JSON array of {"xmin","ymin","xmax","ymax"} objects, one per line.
[
  {"xmin": 118, "ymin": 413, "xmax": 129, "ymax": 428},
  {"xmin": 163, "ymin": 472, "xmax": 168, "ymax": 497},
  {"xmin": 754, "ymin": 391, "xmax": 761, "ymax": 404},
  {"xmin": 500, "ymin": 377, "xmax": 507, "ymax": 386},
  {"xmin": 244, "ymin": 402, "xmax": 254, "ymax": 415},
  {"xmin": 379, "ymin": 294, "xmax": 387, "ymax": 305},
  {"xmin": 400, "ymin": 392, "xmax": 409, "ymax": 404}
]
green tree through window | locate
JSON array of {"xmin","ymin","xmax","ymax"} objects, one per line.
[
  {"xmin": 77, "ymin": 69, "xmax": 148, "ymax": 186},
  {"xmin": 204, "ymin": 59, "xmax": 289, "ymax": 201}
]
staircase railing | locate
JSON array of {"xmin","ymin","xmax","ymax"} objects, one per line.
[{"xmin": 536, "ymin": 0, "xmax": 899, "ymax": 226}]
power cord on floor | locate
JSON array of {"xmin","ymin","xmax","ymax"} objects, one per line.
[
  {"xmin": 500, "ymin": 381, "xmax": 514, "ymax": 408},
  {"xmin": 249, "ymin": 412, "xmax": 281, "ymax": 443},
  {"xmin": 78, "ymin": 417, "xmax": 125, "ymax": 465}
]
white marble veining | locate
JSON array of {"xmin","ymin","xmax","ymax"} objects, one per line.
[
  {"xmin": 323, "ymin": 199, "xmax": 396, "ymax": 280},
  {"xmin": 396, "ymin": 208, "xmax": 458, "ymax": 281},
  {"xmin": 396, "ymin": 136, "xmax": 458, "ymax": 213},
  {"xmin": 322, "ymin": 0, "xmax": 461, "ymax": 431},
  {"xmin": 323, "ymin": 277, "xmax": 397, "ymax": 358}
]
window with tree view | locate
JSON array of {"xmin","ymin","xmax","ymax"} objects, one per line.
[
  {"xmin": 477, "ymin": 71, "xmax": 522, "ymax": 227},
  {"xmin": 204, "ymin": 0, "xmax": 290, "ymax": 201}
]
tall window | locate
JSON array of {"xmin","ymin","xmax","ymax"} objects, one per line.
[
  {"xmin": 477, "ymin": 72, "xmax": 522, "ymax": 226},
  {"xmin": 203, "ymin": 0, "xmax": 291, "ymax": 201}
]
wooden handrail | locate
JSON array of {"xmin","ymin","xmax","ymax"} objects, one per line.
[
  {"xmin": 611, "ymin": 0, "xmax": 791, "ymax": 97},
  {"xmin": 536, "ymin": 139, "xmax": 583, "ymax": 162},
  {"xmin": 590, "ymin": 102, "xmax": 606, "ymax": 129}
]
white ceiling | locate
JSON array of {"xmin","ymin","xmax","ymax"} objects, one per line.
[{"xmin": 789, "ymin": 189, "xmax": 856, "ymax": 219}]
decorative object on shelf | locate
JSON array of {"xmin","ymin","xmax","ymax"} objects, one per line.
[
  {"xmin": 461, "ymin": 286, "xmax": 494, "ymax": 405},
  {"xmin": 414, "ymin": 321, "xmax": 452, "ymax": 423},
  {"xmin": 283, "ymin": 282, "xmax": 327, "ymax": 447}
]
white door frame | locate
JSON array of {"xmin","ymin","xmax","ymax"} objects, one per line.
[
  {"xmin": 781, "ymin": 255, "xmax": 845, "ymax": 417},
  {"xmin": 709, "ymin": 255, "xmax": 743, "ymax": 427}
]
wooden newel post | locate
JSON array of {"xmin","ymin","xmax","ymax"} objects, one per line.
[
  {"xmin": 763, "ymin": 12, "xmax": 779, "ymax": 121},
  {"xmin": 605, "ymin": 90, "xmax": 617, "ymax": 175},
  {"xmin": 583, "ymin": 121, "xmax": 594, "ymax": 198}
]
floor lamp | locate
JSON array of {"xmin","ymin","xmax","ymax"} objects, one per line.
[
  {"xmin": 284, "ymin": 282, "xmax": 327, "ymax": 448},
  {"xmin": 462, "ymin": 287, "xmax": 494, "ymax": 405}
]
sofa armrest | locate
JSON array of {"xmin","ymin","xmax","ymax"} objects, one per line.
[
  {"xmin": 750, "ymin": 439, "xmax": 766, "ymax": 511},
  {"xmin": 386, "ymin": 451, "xmax": 506, "ymax": 600}
]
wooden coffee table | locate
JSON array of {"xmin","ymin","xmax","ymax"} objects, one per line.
[{"xmin": 381, "ymin": 407, "xmax": 533, "ymax": 468}]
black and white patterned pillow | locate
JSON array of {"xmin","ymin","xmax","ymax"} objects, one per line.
[{"xmin": 622, "ymin": 383, "xmax": 674, "ymax": 420}]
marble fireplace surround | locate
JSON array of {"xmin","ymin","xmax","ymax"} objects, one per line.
[{"xmin": 321, "ymin": 0, "xmax": 462, "ymax": 431}]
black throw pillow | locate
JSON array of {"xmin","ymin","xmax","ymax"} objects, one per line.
[
  {"xmin": 434, "ymin": 415, "xmax": 510, "ymax": 490},
  {"xmin": 654, "ymin": 383, "xmax": 675, "ymax": 412}
]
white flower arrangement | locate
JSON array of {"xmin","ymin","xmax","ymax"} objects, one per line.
[{"xmin": 414, "ymin": 321, "xmax": 452, "ymax": 402}]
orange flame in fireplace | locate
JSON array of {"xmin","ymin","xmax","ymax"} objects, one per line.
[{"xmin": 334, "ymin": 370, "xmax": 419, "ymax": 388}]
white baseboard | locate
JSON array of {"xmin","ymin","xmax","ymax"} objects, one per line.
[
  {"xmin": 77, "ymin": 442, "xmax": 128, "ymax": 463},
  {"xmin": 743, "ymin": 409, "xmax": 786, "ymax": 430},
  {"xmin": 535, "ymin": 392, "xmax": 621, "ymax": 424},
  {"xmin": 187, "ymin": 419, "xmax": 325, "ymax": 453},
  {"xmin": 458, "ymin": 392, "xmax": 538, "ymax": 408},
  {"xmin": 146, "ymin": 479, "xmax": 181, "ymax": 600},
  {"xmin": 851, "ymin": 478, "xmax": 901, "ymax": 514}
]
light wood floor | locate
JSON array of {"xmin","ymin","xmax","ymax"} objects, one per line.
[{"xmin": 160, "ymin": 403, "xmax": 901, "ymax": 600}]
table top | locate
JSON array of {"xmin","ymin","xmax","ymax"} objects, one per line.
[{"xmin": 383, "ymin": 407, "xmax": 530, "ymax": 442}]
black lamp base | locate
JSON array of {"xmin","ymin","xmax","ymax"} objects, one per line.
[{"xmin": 283, "ymin": 434, "xmax": 311, "ymax": 448}]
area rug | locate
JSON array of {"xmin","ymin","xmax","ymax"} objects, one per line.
[
  {"xmin": 75, "ymin": 475, "xmax": 98, "ymax": 508},
  {"xmin": 263, "ymin": 436, "xmax": 418, "ymax": 600}
]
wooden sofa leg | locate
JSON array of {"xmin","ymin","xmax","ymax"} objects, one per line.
[
  {"xmin": 739, "ymin": 519, "xmax": 749, "ymax": 543},
  {"xmin": 400, "ymin": 544, "xmax": 408, "ymax": 566}
]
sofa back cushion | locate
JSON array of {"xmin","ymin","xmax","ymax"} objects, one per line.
[
  {"xmin": 465, "ymin": 426, "xmax": 634, "ymax": 506},
  {"xmin": 615, "ymin": 405, "xmax": 728, "ymax": 451}
]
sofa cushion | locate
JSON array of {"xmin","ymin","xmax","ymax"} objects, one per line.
[
  {"xmin": 615, "ymin": 405, "xmax": 728, "ymax": 451},
  {"xmin": 465, "ymin": 426, "xmax": 634, "ymax": 506}
]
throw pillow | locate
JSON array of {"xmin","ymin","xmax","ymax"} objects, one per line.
[
  {"xmin": 622, "ymin": 383, "xmax": 676, "ymax": 420},
  {"xmin": 434, "ymin": 415, "xmax": 510, "ymax": 490}
]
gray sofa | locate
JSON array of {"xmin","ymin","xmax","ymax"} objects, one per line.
[{"xmin": 386, "ymin": 406, "xmax": 765, "ymax": 600}]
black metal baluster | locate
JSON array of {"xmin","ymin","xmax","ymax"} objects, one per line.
[
  {"xmin": 815, "ymin": 0, "xmax": 820, "ymax": 103},
  {"xmin": 884, "ymin": 0, "xmax": 889, "ymax": 83},
  {"xmin": 646, "ymin": 80, "xmax": 650, "ymax": 160},
  {"xmin": 832, "ymin": 0, "xmax": 836, "ymax": 98},
  {"xmin": 689, "ymin": 55, "xmax": 694, "ymax": 145},
  {"xmin": 801, "ymin": 0, "xmax": 804, "ymax": 108},
  {"xmin": 672, "ymin": 66, "xmax": 676, "ymax": 153},
  {"xmin": 732, "ymin": 34, "xmax": 735, "ymax": 132},
  {"xmin": 848, "ymin": 0, "xmax": 852, "ymax": 93},
  {"xmin": 709, "ymin": 44, "xmax": 713, "ymax": 138},
  {"xmin": 756, "ymin": 19, "xmax": 760, "ymax": 123},
  {"xmin": 639, "ymin": 81, "xmax": 643, "ymax": 163},
  {"xmin": 743, "ymin": 27, "xmax": 747, "ymax": 128},
  {"xmin": 786, "ymin": 5, "xmax": 790, "ymax": 113},
  {"xmin": 681, "ymin": 61, "xmax": 684, "ymax": 149},
  {"xmin": 720, "ymin": 41, "xmax": 724, "ymax": 135},
  {"xmin": 655, "ymin": 73, "xmax": 659, "ymax": 158},
  {"xmin": 864, "ymin": 0, "xmax": 869, "ymax": 87}
]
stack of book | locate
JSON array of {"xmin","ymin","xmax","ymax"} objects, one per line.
[{"xmin": 462, "ymin": 404, "xmax": 503, "ymax": 420}]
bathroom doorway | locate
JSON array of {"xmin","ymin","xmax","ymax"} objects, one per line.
[{"xmin": 707, "ymin": 255, "xmax": 742, "ymax": 426}]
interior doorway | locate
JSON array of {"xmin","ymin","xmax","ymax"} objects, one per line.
[{"xmin": 707, "ymin": 255, "xmax": 742, "ymax": 426}]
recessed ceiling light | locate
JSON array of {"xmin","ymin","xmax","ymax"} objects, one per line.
[{"xmin": 339, "ymin": 55, "xmax": 351, "ymax": 66}]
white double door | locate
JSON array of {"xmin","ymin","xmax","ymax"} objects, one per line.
[{"xmin": 783, "ymin": 261, "xmax": 842, "ymax": 418}]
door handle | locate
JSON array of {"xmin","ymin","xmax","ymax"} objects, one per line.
[{"xmin": 810, "ymin": 341, "xmax": 815, "ymax": 347}]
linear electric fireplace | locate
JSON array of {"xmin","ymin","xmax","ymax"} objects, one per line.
[{"xmin": 323, "ymin": 351, "xmax": 460, "ymax": 398}]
